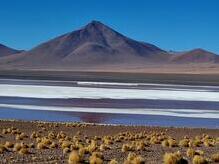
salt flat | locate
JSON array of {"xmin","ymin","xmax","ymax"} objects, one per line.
[
  {"xmin": 0, "ymin": 79, "xmax": 218, "ymax": 127},
  {"xmin": 0, "ymin": 83, "xmax": 219, "ymax": 101}
]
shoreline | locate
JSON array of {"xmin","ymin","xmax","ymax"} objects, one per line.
[
  {"xmin": 1, "ymin": 119, "xmax": 219, "ymax": 130},
  {"xmin": 0, "ymin": 70, "xmax": 219, "ymax": 86},
  {"xmin": 1, "ymin": 103, "xmax": 219, "ymax": 119}
]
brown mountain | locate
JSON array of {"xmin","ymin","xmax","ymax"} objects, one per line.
[
  {"xmin": 0, "ymin": 21, "xmax": 169, "ymax": 68},
  {"xmin": 171, "ymin": 48, "xmax": 219, "ymax": 63},
  {"xmin": 0, "ymin": 44, "xmax": 23, "ymax": 57},
  {"xmin": 0, "ymin": 21, "xmax": 219, "ymax": 70}
]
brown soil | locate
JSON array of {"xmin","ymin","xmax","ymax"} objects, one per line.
[
  {"xmin": 1, "ymin": 69, "xmax": 219, "ymax": 86},
  {"xmin": 0, "ymin": 120, "xmax": 218, "ymax": 163}
]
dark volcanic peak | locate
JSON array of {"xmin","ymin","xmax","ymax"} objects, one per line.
[
  {"xmin": 4, "ymin": 20, "xmax": 168, "ymax": 67},
  {"xmin": 0, "ymin": 43, "xmax": 23, "ymax": 57},
  {"xmin": 82, "ymin": 20, "xmax": 118, "ymax": 34},
  {"xmin": 171, "ymin": 48, "xmax": 219, "ymax": 63},
  {"xmin": 83, "ymin": 20, "xmax": 108, "ymax": 30}
]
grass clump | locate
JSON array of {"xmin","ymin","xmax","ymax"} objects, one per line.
[
  {"xmin": 162, "ymin": 139, "xmax": 178, "ymax": 148},
  {"xmin": 68, "ymin": 150, "xmax": 82, "ymax": 164},
  {"xmin": 186, "ymin": 148, "xmax": 204, "ymax": 158},
  {"xmin": 187, "ymin": 148, "xmax": 196, "ymax": 158},
  {"xmin": 193, "ymin": 139, "xmax": 202, "ymax": 147},
  {"xmin": 63, "ymin": 147, "xmax": 71, "ymax": 154},
  {"xmin": 89, "ymin": 152, "xmax": 103, "ymax": 164},
  {"xmin": 37, "ymin": 142, "xmax": 48, "ymax": 149},
  {"xmin": 163, "ymin": 151, "xmax": 188, "ymax": 164},
  {"xmin": 0, "ymin": 144, "xmax": 7, "ymax": 154},
  {"xmin": 192, "ymin": 155, "xmax": 208, "ymax": 164},
  {"xmin": 61, "ymin": 141, "xmax": 72, "ymax": 149},
  {"xmin": 109, "ymin": 159, "xmax": 118, "ymax": 164},
  {"xmin": 203, "ymin": 140, "xmax": 214, "ymax": 147},
  {"xmin": 50, "ymin": 142, "xmax": 58, "ymax": 149},
  {"xmin": 99, "ymin": 144, "xmax": 110, "ymax": 151},
  {"xmin": 87, "ymin": 140, "xmax": 98, "ymax": 153},
  {"xmin": 162, "ymin": 140, "xmax": 169, "ymax": 147},
  {"xmin": 122, "ymin": 144, "xmax": 133, "ymax": 152},
  {"xmin": 168, "ymin": 139, "xmax": 178, "ymax": 147},
  {"xmin": 13, "ymin": 143, "xmax": 22, "ymax": 152},
  {"xmin": 18, "ymin": 148, "xmax": 29, "ymax": 155},
  {"xmin": 136, "ymin": 141, "xmax": 146, "ymax": 151},
  {"xmin": 5, "ymin": 141, "xmax": 14, "ymax": 148},
  {"xmin": 131, "ymin": 155, "xmax": 145, "ymax": 164},
  {"xmin": 124, "ymin": 152, "xmax": 145, "ymax": 164},
  {"xmin": 211, "ymin": 153, "xmax": 219, "ymax": 162},
  {"xmin": 179, "ymin": 139, "xmax": 189, "ymax": 147},
  {"xmin": 41, "ymin": 137, "xmax": 52, "ymax": 145}
]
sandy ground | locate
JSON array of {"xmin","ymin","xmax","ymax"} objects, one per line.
[
  {"xmin": 1, "ymin": 69, "xmax": 219, "ymax": 86},
  {"xmin": 0, "ymin": 120, "xmax": 218, "ymax": 163}
]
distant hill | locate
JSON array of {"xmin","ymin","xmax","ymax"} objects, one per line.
[
  {"xmin": 171, "ymin": 48, "xmax": 219, "ymax": 63},
  {"xmin": 0, "ymin": 44, "xmax": 23, "ymax": 57}
]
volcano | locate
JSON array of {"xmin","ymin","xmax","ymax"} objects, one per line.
[{"xmin": 0, "ymin": 21, "xmax": 169, "ymax": 68}]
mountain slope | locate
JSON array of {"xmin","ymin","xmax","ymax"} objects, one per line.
[
  {"xmin": 1, "ymin": 21, "xmax": 169, "ymax": 68},
  {"xmin": 0, "ymin": 44, "xmax": 22, "ymax": 57},
  {"xmin": 1, "ymin": 21, "xmax": 219, "ymax": 70},
  {"xmin": 171, "ymin": 49, "xmax": 219, "ymax": 63}
]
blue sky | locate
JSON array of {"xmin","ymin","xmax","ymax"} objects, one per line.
[{"xmin": 0, "ymin": 0, "xmax": 219, "ymax": 54}]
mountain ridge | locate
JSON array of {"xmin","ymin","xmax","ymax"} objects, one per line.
[
  {"xmin": 171, "ymin": 48, "xmax": 219, "ymax": 63},
  {"xmin": 0, "ymin": 20, "xmax": 218, "ymax": 69},
  {"xmin": 0, "ymin": 44, "xmax": 23, "ymax": 57}
]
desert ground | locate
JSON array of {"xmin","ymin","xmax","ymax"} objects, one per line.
[
  {"xmin": 0, "ymin": 120, "xmax": 218, "ymax": 164},
  {"xmin": 0, "ymin": 65, "xmax": 219, "ymax": 86}
]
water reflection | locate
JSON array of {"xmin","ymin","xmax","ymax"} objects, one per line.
[{"xmin": 0, "ymin": 108, "xmax": 218, "ymax": 128}]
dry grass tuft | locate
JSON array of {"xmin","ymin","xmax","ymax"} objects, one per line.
[
  {"xmin": 163, "ymin": 151, "xmax": 188, "ymax": 164},
  {"xmin": 131, "ymin": 155, "xmax": 145, "ymax": 164},
  {"xmin": 68, "ymin": 150, "xmax": 81, "ymax": 164},
  {"xmin": 41, "ymin": 138, "xmax": 52, "ymax": 145},
  {"xmin": 179, "ymin": 139, "xmax": 189, "ymax": 147},
  {"xmin": 87, "ymin": 140, "xmax": 98, "ymax": 153},
  {"xmin": 162, "ymin": 140, "xmax": 169, "ymax": 147},
  {"xmin": 18, "ymin": 148, "xmax": 29, "ymax": 155},
  {"xmin": 203, "ymin": 140, "xmax": 214, "ymax": 147},
  {"xmin": 124, "ymin": 152, "xmax": 145, "ymax": 164},
  {"xmin": 100, "ymin": 144, "xmax": 110, "ymax": 151},
  {"xmin": 211, "ymin": 153, "xmax": 219, "ymax": 162},
  {"xmin": 50, "ymin": 142, "xmax": 58, "ymax": 149},
  {"xmin": 162, "ymin": 139, "xmax": 178, "ymax": 148},
  {"xmin": 192, "ymin": 155, "xmax": 208, "ymax": 164},
  {"xmin": 187, "ymin": 148, "xmax": 196, "ymax": 158},
  {"xmin": 61, "ymin": 141, "xmax": 72, "ymax": 149},
  {"xmin": 0, "ymin": 144, "xmax": 7, "ymax": 154},
  {"xmin": 109, "ymin": 159, "xmax": 118, "ymax": 164},
  {"xmin": 89, "ymin": 152, "xmax": 103, "ymax": 164},
  {"xmin": 13, "ymin": 143, "xmax": 22, "ymax": 152},
  {"xmin": 5, "ymin": 141, "xmax": 14, "ymax": 148},
  {"xmin": 168, "ymin": 139, "xmax": 178, "ymax": 147},
  {"xmin": 37, "ymin": 143, "xmax": 48, "ymax": 149},
  {"xmin": 63, "ymin": 147, "xmax": 71, "ymax": 154},
  {"xmin": 186, "ymin": 148, "xmax": 204, "ymax": 158}
]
